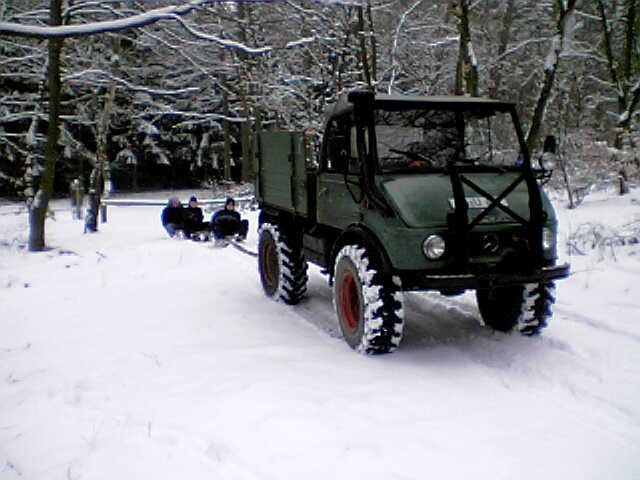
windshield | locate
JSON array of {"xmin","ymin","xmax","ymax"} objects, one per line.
[{"xmin": 374, "ymin": 108, "xmax": 522, "ymax": 173}]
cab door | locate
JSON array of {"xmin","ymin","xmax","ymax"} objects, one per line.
[{"xmin": 316, "ymin": 113, "xmax": 362, "ymax": 229}]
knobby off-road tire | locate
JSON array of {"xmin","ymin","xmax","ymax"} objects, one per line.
[
  {"xmin": 476, "ymin": 282, "xmax": 556, "ymax": 336},
  {"xmin": 333, "ymin": 245, "xmax": 405, "ymax": 354},
  {"xmin": 258, "ymin": 223, "xmax": 308, "ymax": 305}
]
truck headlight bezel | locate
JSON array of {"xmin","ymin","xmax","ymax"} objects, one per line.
[{"xmin": 423, "ymin": 234, "xmax": 446, "ymax": 260}]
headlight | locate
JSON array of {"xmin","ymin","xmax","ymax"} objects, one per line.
[
  {"xmin": 542, "ymin": 227, "xmax": 555, "ymax": 251},
  {"xmin": 423, "ymin": 235, "xmax": 446, "ymax": 259}
]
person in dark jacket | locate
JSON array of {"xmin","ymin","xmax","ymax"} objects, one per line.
[
  {"xmin": 161, "ymin": 197, "xmax": 185, "ymax": 237},
  {"xmin": 184, "ymin": 196, "xmax": 207, "ymax": 239},
  {"xmin": 211, "ymin": 197, "xmax": 249, "ymax": 241}
]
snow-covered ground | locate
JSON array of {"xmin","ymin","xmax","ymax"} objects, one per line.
[{"xmin": 1, "ymin": 188, "xmax": 639, "ymax": 480}]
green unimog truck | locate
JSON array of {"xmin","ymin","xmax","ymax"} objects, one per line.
[{"xmin": 255, "ymin": 89, "xmax": 569, "ymax": 354}]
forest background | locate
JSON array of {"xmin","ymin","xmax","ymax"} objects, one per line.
[{"xmin": 0, "ymin": 0, "xmax": 638, "ymax": 249}]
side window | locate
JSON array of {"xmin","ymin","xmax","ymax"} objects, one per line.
[
  {"xmin": 326, "ymin": 120, "xmax": 346, "ymax": 172},
  {"xmin": 325, "ymin": 116, "xmax": 350, "ymax": 172},
  {"xmin": 348, "ymin": 127, "xmax": 359, "ymax": 174}
]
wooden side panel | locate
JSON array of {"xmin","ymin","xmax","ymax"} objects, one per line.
[{"xmin": 257, "ymin": 131, "xmax": 307, "ymax": 217}]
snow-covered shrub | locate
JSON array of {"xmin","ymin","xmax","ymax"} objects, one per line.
[{"xmin": 567, "ymin": 221, "xmax": 640, "ymax": 261}]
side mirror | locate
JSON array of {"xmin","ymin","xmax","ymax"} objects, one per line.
[
  {"xmin": 538, "ymin": 135, "xmax": 556, "ymax": 181},
  {"xmin": 543, "ymin": 135, "xmax": 557, "ymax": 154}
]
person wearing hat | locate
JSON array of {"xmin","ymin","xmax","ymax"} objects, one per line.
[
  {"xmin": 184, "ymin": 195, "xmax": 207, "ymax": 239},
  {"xmin": 210, "ymin": 197, "xmax": 249, "ymax": 242},
  {"xmin": 161, "ymin": 196, "xmax": 185, "ymax": 237}
]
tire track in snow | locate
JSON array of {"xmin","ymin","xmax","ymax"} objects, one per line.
[
  {"xmin": 555, "ymin": 305, "xmax": 640, "ymax": 343},
  {"xmin": 398, "ymin": 294, "xmax": 640, "ymax": 434},
  {"xmin": 288, "ymin": 271, "xmax": 343, "ymax": 340},
  {"xmin": 400, "ymin": 291, "xmax": 489, "ymax": 350}
]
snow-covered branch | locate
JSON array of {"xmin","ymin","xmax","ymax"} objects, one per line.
[
  {"xmin": 1, "ymin": 111, "xmax": 47, "ymax": 124},
  {"xmin": 388, "ymin": 0, "xmax": 426, "ymax": 94},
  {"xmin": 169, "ymin": 14, "xmax": 272, "ymax": 55},
  {"xmin": 63, "ymin": 1, "xmax": 128, "ymax": 19},
  {"xmin": 137, "ymin": 28, "xmax": 220, "ymax": 83},
  {"xmin": 64, "ymin": 69, "xmax": 200, "ymax": 96},
  {"xmin": 0, "ymin": 0, "xmax": 322, "ymax": 56},
  {"xmin": 285, "ymin": 36, "xmax": 316, "ymax": 50},
  {"xmin": 0, "ymin": 54, "xmax": 45, "ymax": 67},
  {"xmin": 136, "ymin": 110, "xmax": 249, "ymax": 124},
  {"xmin": 285, "ymin": 0, "xmax": 334, "ymax": 25},
  {"xmin": 493, "ymin": 37, "xmax": 550, "ymax": 64},
  {"xmin": 0, "ymin": 1, "xmax": 203, "ymax": 38}
]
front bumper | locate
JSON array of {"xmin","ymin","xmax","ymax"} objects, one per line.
[{"xmin": 400, "ymin": 263, "xmax": 570, "ymax": 291}]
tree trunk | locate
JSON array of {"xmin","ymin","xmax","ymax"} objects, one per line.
[
  {"xmin": 618, "ymin": 0, "xmax": 638, "ymax": 148},
  {"xmin": 622, "ymin": 0, "xmax": 635, "ymax": 88},
  {"xmin": 526, "ymin": 0, "xmax": 577, "ymax": 153},
  {"xmin": 222, "ymin": 84, "xmax": 232, "ymax": 182},
  {"xmin": 133, "ymin": 161, "xmax": 138, "ymax": 191},
  {"xmin": 84, "ymin": 168, "xmax": 101, "ymax": 233},
  {"xmin": 488, "ymin": 0, "xmax": 515, "ymax": 98},
  {"xmin": 240, "ymin": 93, "xmax": 252, "ymax": 183},
  {"xmin": 619, "ymin": 168, "xmax": 629, "ymax": 195},
  {"xmin": 85, "ymin": 84, "xmax": 115, "ymax": 233},
  {"xmin": 28, "ymin": 0, "xmax": 62, "ymax": 251},
  {"xmin": 598, "ymin": 0, "xmax": 640, "ymax": 149},
  {"xmin": 558, "ymin": 152, "xmax": 575, "ymax": 209},
  {"xmin": 365, "ymin": 1, "xmax": 377, "ymax": 84},
  {"xmin": 597, "ymin": 0, "xmax": 626, "ymax": 131},
  {"xmin": 453, "ymin": 0, "xmax": 479, "ymax": 96},
  {"xmin": 357, "ymin": 5, "xmax": 372, "ymax": 86}
]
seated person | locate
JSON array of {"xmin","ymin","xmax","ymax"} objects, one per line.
[
  {"xmin": 161, "ymin": 197, "xmax": 185, "ymax": 237},
  {"xmin": 183, "ymin": 196, "xmax": 209, "ymax": 239},
  {"xmin": 211, "ymin": 197, "xmax": 249, "ymax": 241}
]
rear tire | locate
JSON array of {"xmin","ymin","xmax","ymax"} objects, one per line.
[
  {"xmin": 333, "ymin": 245, "xmax": 404, "ymax": 354},
  {"xmin": 476, "ymin": 282, "xmax": 556, "ymax": 336},
  {"xmin": 258, "ymin": 223, "xmax": 308, "ymax": 305}
]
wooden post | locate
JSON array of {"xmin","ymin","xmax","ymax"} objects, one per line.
[{"xmin": 100, "ymin": 203, "xmax": 108, "ymax": 223}]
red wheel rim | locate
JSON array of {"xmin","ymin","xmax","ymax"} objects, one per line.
[
  {"xmin": 260, "ymin": 231, "xmax": 279, "ymax": 296},
  {"xmin": 339, "ymin": 272, "xmax": 360, "ymax": 332},
  {"xmin": 264, "ymin": 240, "xmax": 277, "ymax": 285}
]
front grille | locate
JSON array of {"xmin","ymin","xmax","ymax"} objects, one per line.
[
  {"xmin": 469, "ymin": 231, "xmax": 513, "ymax": 256},
  {"xmin": 468, "ymin": 230, "xmax": 533, "ymax": 272}
]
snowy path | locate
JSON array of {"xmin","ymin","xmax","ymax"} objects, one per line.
[{"xmin": 1, "ymin": 196, "xmax": 639, "ymax": 479}]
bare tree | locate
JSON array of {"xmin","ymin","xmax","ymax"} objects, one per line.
[
  {"xmin": 0, "ymin": 0, "xmax": 274, "ymax": 250},
  {"xmin": 27, "ymin": 0, "xmax": 63, "ymax": 251},
  {"xmin": 597, "ymin": 0, "xmax": 639, "ymax": 148},
  {"xmin": 487, "ymin": 0, "xmax": 515, "ymax": 98},
  {"xmin": 526, "ymin": 0, "xmax": 579, "ymax": 153},
  {"xmin": 3, "ymin": 0, "xmax": 638, "ymax": 240}
]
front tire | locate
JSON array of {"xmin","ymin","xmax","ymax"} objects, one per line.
[
  {"xmin": 333, "ymin": 245, "xmax": 404, "ymax": 354},
  {"xmin": 476, "ymin": 282, "xmax": 556, "ymax": 336},
  {"xmin": 258, "ymin": 222, "xmax": 308, "ymax": 305}
]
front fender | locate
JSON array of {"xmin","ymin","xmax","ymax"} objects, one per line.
[{"xmin": 331, "ymin": 224, "xmax": 393, "ymax": 277}]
